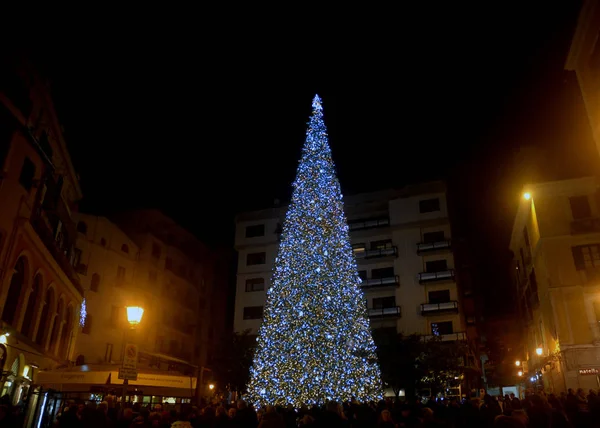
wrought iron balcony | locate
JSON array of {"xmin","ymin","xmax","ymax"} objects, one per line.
[
  {"xmin": 349, "ymin": 217, "xmax": 390, "ymax": 231},
  {"xmin": 417, "ymin": 240, "xmax": 451, "ymax": 254},
  {"xmin": 421, "ymin": 301, "xmax": 459, "ymax": 315},
  {"xmin": 361, "ymin": 275, "xmax": 399, "ymax": 289},
  {"xmin": 420, "ymin": 332, "xmax": 467, "ymax": 342},
  {"xmin": 368, "ymin": 306, "xmax": 401, "ymax": 318},
  {"xmin": 418, "ymin": 269, "xmax": 455, "ymax": 284},
  {"xmin": 355, "ymin": 247, "xmax": 397, "ymax": 260},
  {"xmin": 571, "ymin": 217, "xmax": 600, "ymax": 234}
]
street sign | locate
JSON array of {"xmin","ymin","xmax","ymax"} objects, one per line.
[
  {"xmin": 123, "ymin": 343, "xmax": 138, "ymax": 369},
  {"xmin": 118, "ymin": 367, "xmax": 138, "ymax": 381}
]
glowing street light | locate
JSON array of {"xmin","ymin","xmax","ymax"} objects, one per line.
[
  {"xmin": 126, "ymin": 307, "xmax": 144, "ymax": 327},
  {"xmin": 209, "ymin": 384, "xmax": 215, "ymax": 390},
  {"xmin": 515, "ymin": 360, "xmax": 521, "ymax": 367},
  {"xmin": 523, "ymin": 192, "xmax": 531, "ymax": 200},
  {"xmin": 535, "ymin": 347, "xmax": 543, "ymax": 356},
  {"xmin": 518, "ymin": 371, "xmax": 523, "ymax": 377}
]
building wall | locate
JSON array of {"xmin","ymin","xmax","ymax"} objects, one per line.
[
  {"xmin": 511, "ymin": 177, "xmax": 600, "ymax": 393},
  {"xmin": 566, "ymin": 0, "xmax": 600, "ymax": 157},
  {"xmin": 0, "ymin": 54, "xmax": 84, "ymax": 407},
  {"xmin": 233, "ymin": 184, "xmax": 465, "ymax": 343}
]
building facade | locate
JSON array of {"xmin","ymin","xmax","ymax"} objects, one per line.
[
  {"xmin": 234, "ymin": 182, "xmax": 468, "ymax": 342},
  {"xmin": 0, "ymin": 54, "xmax": 84, "ymax": 422},
  {"xmin": 510, "ymin": 177, "xmax": 600, "ymax": 393},
  {"xmin": 565, "ymin": 0, "xmax": 600, "ymax": 154}
]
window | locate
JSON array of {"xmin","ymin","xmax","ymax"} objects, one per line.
[
  {"xmin": 371, "ymin": 267, "xmax": 394, "ymax": 279},
  {"xmin": 77, "ymin": 221, "xmax": 88, "ymax": 234},
  {"xmin": 370, "ymin": 239, "xmax": 392, "ymax": 250},
  {"xmin": 151, "ymin": 243, "xmax": 161, "ymax": 259},
  {"xmin": 243, "ymin": 306, "xmax": 264, "ymax": 320},
  {"xmin": 572, "ymin": 244, "xmax": 600, "ymax": 270},
  {"xmin": 18, "ymin": 157, "xmax": 35, "ymax": 191},
  {"xmin": 149, "ymin": 271, "xmax": 157, "ymax": 284},
  {"xmin": 91, "ymin": 273, "xmax": 100, "ymax": 292},
  {"xmin": 72, "ymin": 248, "xmax": 82, "ymax": 267},
  {"xmin": 423, "ymin": 231, "xmax": 444, "ymax": 243},
  {"xmin": 246, "ymin": 252, "xmax": 266, "ymax": 266},
  {"xmin": 352, "ymin": 243, "xmax": 366, "ymax": 255},
  {"xmin": 110, "ymin": 306, "xmax": 120, "ymax": 328},
  {"xmin": 245, "ymin": 278, "xmax": 265, "ymax": 292},
  {"xmin": 357, "ymin": 270, "xmax": 367, "ymax": 281},
  {"xmin": 246, "ymin": 224, "xmax": 265, "ymax": 238},
  {"xmin": 419, "ymin": 198, "xmax": 440, "ymax": 213},
  {"xmin": 116, "ymin": 266, "xmax": 126, "ymax": 286},
  {"xmin": 82, "ymin": 314, "xmax": 92, "ymax": 334},
  {"xmin": 426, "ymin": 259, "xmax": 447, "ymax": 272},
  {"xmin": 121, "ymin": 244, "xmax": 129, "ymax": 254},
  {"xmin": 569, "ymin": 196, "xmax": 592, "ymax": 220},
  {"xmin": 431, "ymin": 321, "xmax": 453, "ymax": 336},
  {"xmin": 104, "ymin": 343, "xmax": 113, "ymax": 362},
  {"xmin": 372, "ymin": 296, "xmax": 396, "ymax": 309},
  {"xmin": 428, "ymin": 289, "xmax": 451, "ymax": 304}
]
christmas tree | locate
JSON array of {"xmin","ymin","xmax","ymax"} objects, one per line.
[{"xmin": 246, "ymin": 95, "xmax": 382, "ymax": 407}]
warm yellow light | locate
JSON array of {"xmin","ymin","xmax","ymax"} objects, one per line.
[
  {"xmin": 536, "ymin": 347, "xmax": 543, "ymax": 356},
  {"xmin": 515, "ymin": 360, "xmax": 521, "ymax": 367},
  {"xmin": 126, "ymin": 306, "xmax": 144, "ymax": 326},
  {"xmin": 523, "ymin": 192, "xmax": 531, "ymax": 200},
  {"xmin": 208, "ymin": 384, "xmax": 215, "ymax": 390},
  {"xmin": 518, "ymin": 371, "xmax": 523, "ymax": 377}
]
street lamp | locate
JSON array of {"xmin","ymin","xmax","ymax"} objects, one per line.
[
  {"xmin": 209, "ymin": 384, "xmax": 215, "ymax": 390},
  {"xmin": 126, "ymin": 307, "xmax": 144, "ymax": 326},
  {"xmin": 515, "ymin": 360, "xmax": 521, "ymax": 367},
  {"xmin": 518, "ymin": 371, "xmax": 523, "ymax": 377},
  {"xmin": 535, "ymin": 347, "xmax": 543, "ymax": 356},
  {"xmin": 523, "ymin": 192, "xmax": 531, "ymax": 200},
  {"xmin": 121, "ymin": 306, "xmax": 144, "ymax": 407}
]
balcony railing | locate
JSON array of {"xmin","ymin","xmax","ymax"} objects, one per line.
[
  {"xmin": 361, "ymin": 275, "xmax": 399, "ymax": 289},
  {"xmin": 418, "ymin": 269, "xmax": 455, "ymax": 284},
  {"xmin": 571, "ymin": 217, "xmax": 600, "ymax": 235},
  {"xmin": 421, "ymin": 301, "xmax": 459, "ymax": 315},
  {"xmin": 349, "ymin": 218, "xmax": 390, "ymax": 231},
  {"xmin": 417, "ymin": 240, "xmax": 451, "ymax": 254},
  {"xmin": 368, "ymin": 306, "xmax": 401, "ymax": 318},
  {"xmin": 421, "ymin": 332, "xmax": 467, "ymax": 342},
  {"xmin": 355, "ymin": 247, "xmax": 397, "ymax": 260},
  {"xmin": 30, "ymin": 214, "xmax": 83, "ymax": 296}
]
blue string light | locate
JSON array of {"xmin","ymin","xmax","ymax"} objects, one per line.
[{"xmin": 246, "ymin": 95, "xmax": 382, "ymax": 407}]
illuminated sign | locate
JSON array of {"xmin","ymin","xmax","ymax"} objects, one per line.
[{"xmin": 578, "ymin": 368, "xmax": 599, "ymax": 375}]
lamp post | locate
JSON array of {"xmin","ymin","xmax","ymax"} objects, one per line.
[{"xmin": 121, "ymin": 306, "xmax": 144, "ymax": 407}]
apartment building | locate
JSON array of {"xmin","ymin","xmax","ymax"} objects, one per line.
[
  {"xmin": 565, "ymin": 0, "xmax": 600, "ymax": 154},
  {"xmin": 510, "ymin": 177, "xmax": 600, "ymax": 393},
  {"xmin": 0, "ymin": 53, "xmax": 84, "ymax": 423},
  {"xmin": 234, "ymin": 182, "xmax": 468, "ymax": 343}
]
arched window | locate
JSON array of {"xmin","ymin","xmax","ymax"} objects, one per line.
[
  {"xmin": 76, "ymin": 221, "xmax": 87, "ymax": 234},
  {"xmin": 60, "ymin": 306, "xmax": 73, "ymax": 359},
  {"xmin": 50, "ymin": 300, "xmax": 64, "ymax": 352},
  {"xmin": 1, "ymin": 257, "xmax": 27, "ymax": 326},
  {"xmin": 35, "ymin": 287, "xmax": 54, "ymax": 345},
  {"xmin": 90, "ymin": 273, "xmax": 100, "ymax": 292},
  {"xmin": 121, "ymin": 244, "xmax": 129, "ymax": 254},
  {"xmin": 21, "ymin": 274, "xmax": 42, "ymax": 338}
]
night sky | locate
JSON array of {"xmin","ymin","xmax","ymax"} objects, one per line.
[{"xmin": 29, "ymin": 2, "xmax": 599, "ymax": 313}]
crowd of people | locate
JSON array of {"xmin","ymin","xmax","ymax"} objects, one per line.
[{"xmin": 25, "ymin": 387, "xmax": 600, "ymax": 427}]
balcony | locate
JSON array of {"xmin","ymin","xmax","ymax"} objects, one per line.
[
  {"xmin": 418, "ymin": 269, "xmax": 455, "ymax": 284},
  {"xmin": 421, "ymin": 301, "xmax": 459, "ymax": 315},
  {"xmin": 30, "ymin": 214, "xmax": 83, "ymax": 296},
  {"xmin": 417, "ymin": 240, "xmax": 451, "ymax": 254},
  {"xmin": 368, "ymin": 306, "xmax": 401, "ymax": 318},
  {"xmin": 571, "ymin": 217, "xmax": 600, "ymax": 235},
  {"xmin": 361, "ymin": 275, "xmax": 399, "ymax": 289},
  {"xmin": 421, "ymin": 332, "xmax": 467, "ymax": 342},
  {"xmin": 349, "ymin": 217, "xmax": 390, "ymax": 232},
  {"xmin": 355, "ymin": 247, "xmax": 397, "ymax": 261}
]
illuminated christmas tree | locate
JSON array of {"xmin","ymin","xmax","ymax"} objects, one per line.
[{"xmin": 246, "ymin": 95, "xmax": 382, "ymax": 407}]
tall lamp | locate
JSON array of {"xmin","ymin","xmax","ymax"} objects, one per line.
[{"xmin": 121, "ymin": 306, "xmax": 144, "ymax": 406}]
